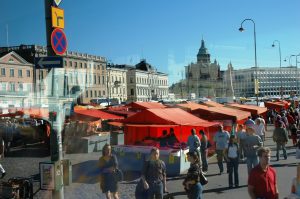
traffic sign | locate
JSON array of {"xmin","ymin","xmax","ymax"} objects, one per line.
[
  {"xmin": 51, "ymin": 28, "xmax": 67, "ymax": 55},
  {"xmin": 54, "ymin": 0, "xmax": 62, "ymax": 6},
  {"xmin": 51, "ymin": 6, "xmax": 64, "ymax": 29},
  {"xmin": 35, "ymin": 56, "xmax": 63, "ymax": 69}
]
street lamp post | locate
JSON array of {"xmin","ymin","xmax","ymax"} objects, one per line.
[
  {"xmin": 239, "ymin": 18, "xmax": 258, "ymax": 106},
  {"xmin": 296, "ymin": 54, "xmax": 300, "ymax": 96},
  {"xmin": 272, "ymin": 40, "xmax": 282, "ymax": 99}
]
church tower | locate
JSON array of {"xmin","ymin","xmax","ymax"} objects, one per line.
[{"xmin": 197, "ymin": 39, "xmax": 210, "ymax": 64}]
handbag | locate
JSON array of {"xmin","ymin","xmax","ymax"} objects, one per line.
[
  {"xmin": 114, "ymin": 168, "xmax": 123, "ymax": 182},
  {"xmin": 199, "ymin": 172, "xmax": 208, "ymax": 185}
]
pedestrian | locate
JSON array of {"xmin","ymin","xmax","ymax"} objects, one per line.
[
  {"xmin": 98, "ymin": 143, "xmax": 119, "ymax": 199},
  {"xmin": 183, "ymin": 151, "xmax": 203, "ymax": 199},
  {"xmin": 199, "ymin": 130, "xmax": 208, "ymax": 173},
  {"xmin": 243, "ymin": 123, "xmax": 263, "ymax": 174},
  {"xmin": 187, "ymin": 129, "xmax": 201, "ymax": 153},
  {"xmin": 213, "ymin": 124, "xmax": 230, "ymax": 175},
  {"xmin": 225, "ymin": 135, "xmax": 239, "ymax": 188},
  {"xmin": 141, "ymin": 147, "xmax": 167, "ymax": 199},
  {"xmin": 236, "ymin": 124, "xmax": 246, "ymax": 161},
  {"xmin": 290, "ymin": 164, "xmax": 300, "ymax": 198},
  {"xmin": 290, "ymin": 123, "xmax": 298, "ymax": 146},
  {"xmin": 248, "ymin": 147, "xmax": 279, "ymax": 199},
  {"xmin": 273, "ymin": 121, "xmax": 288, "ymax": 161},
  {"xmin": 187, "ymin": 129, "xmax": 202, "ymax": 166},
  {"xmin": 255, "ymin": 118, "xmax": 265, "ymax": 144}
]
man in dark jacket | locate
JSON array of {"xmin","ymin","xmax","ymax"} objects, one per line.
[{"xmin": 273, "ymin": 121, "xmax": 289, "ymax": 161}]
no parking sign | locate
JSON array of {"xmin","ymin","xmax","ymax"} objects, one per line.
[{"xmin": 51, "ymin": 28, "xmax": 67, "ymax": 55}]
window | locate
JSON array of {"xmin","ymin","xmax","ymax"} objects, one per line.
[
  {"xmin": 103, "ymin": 90, "xmax": 105, "ymax": 96},
  {"xmin": 97, "ymin": 65, "xmax": 100, "ymax": 70},
  {"xmin": 86, "ymin": 90, "xmax": 88, "ymax": 97},
  {"xmin": 131, "ymin": 89, "xmax": 134, "ymax": 95},
  {"xmin": 1, "ymin": 68, "xmax": 5, "ymax": 76},
  {"xmin": 10, "ymin": 83, "xmax": 15, "ymax": 92},
  {"xmin": 102, "ymin": 76, "xmax": 105, "ymax": 84},
  {"xmin": 26, "ymin": 70, "xmax": 30, "ymax": 77},
  {"xmin": 98, "ymin": 76, "xmax": 101, "ymax": 84},
  {"xmin": 10, "ymin": 69, "xmax": 14, "ymax": 77},
  {"xmin": 102, "ymin": 65, "xmax": 105, "ymax": 70},
  {"xmin": 18, "ymin": 69, "xmax": 22, "ymax": 77},
  {"xmin": 90, "ymin": 90, "xmax": 93, "ymax": 97},
  {"xmin": 112, "ymin": 76, "xmax": 114, "ymax": 83},
  {"xmin": 98, "ymin": 91, "xmax": 101, "ymax": 97},
  {"xmin": 80, "ymin": 63, "xmax": 82, "ymax": 68},
  {"xmin": 84, "ymin": 63, "xmax": 87, "ymax": 68},
  {"xmin": 1, "ymin": 83, "xmax": 6, "ymax": 91},
  {"xmin": 130, "ymin": 77, "xmax": 133, "ymax": 83},
  {"xmin": 94, "ymin": 75, "xmax": 96, "ymax": 84},
  {"xmin": 69, "ymin": 61, "xmax": 72, "ymax": 67},
  {"xmin": 95, "ymin": 90, "xmax": 97, "ymax": 97},
  {"xmin": 19, "ymin": 83, "xmax": 23, "ymax": 91}
]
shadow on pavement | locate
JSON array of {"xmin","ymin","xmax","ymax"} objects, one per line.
[
  {"xmin": 8, "ymin": 145, "xmax": 50, "ymax": 158},
  {"xmin": 203, "ymin": 184, "xmax": 248, "ymax": 194},
  {"xmin": 271, "ymin": 162, "xmax": 298, "ymax": 168},
  {"xmin": 72, "ymin": 160, "xmax": 100, "ymax": 184}
]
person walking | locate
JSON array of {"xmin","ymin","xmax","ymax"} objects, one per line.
[
  {"xmin": 0, "ymin": 129, "xmax": 6, "ymax": 179},
  {"xmin": 199, "ymin": 130, "xmax": 208, "ymax": 173},
  {"xmin": 248, "ymin": 147, "xmax": 279, "ymax": 199},
  {"xmin": 273, "ymin": 121, "xmax": 289, "ymax": 161},
  {"xmin": 98, "ymin": 144, "xmax": 119, "ymax": 199},
  {"xmin": 236, "ymin": 124, "xmax": 246, "ymax": 161},
  {"xmin": 187, "ymin": 129, "xmax": 202, "ymax": 166},
  {"xmin": 225, "ymin": 135, "xmax": 239, "ymax": 188},
  {"xmin": 183, "ymin": 151, "xmax": 203, "ymax": 199},
  {"xmin": 255, "ymin": 118, "xmax": 265, "ymax": 144},
  {"xmin": 141, "ymin": 147, "xmax": 167, "ymax": 199},
  {"xmin": 213, "ymin": 124, "xmax": 230, "ymax": 175},
  {"xmin": 243, "ymin": 124, "xmax": 263, "ymax": 174}
]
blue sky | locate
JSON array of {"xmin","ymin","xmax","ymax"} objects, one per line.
[{"xmin": 1, "ymin": 0, "xmax": 300, "ymax": 84}]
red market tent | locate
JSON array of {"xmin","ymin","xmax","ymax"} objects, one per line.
[
  {"xmin": 122, "ymin": 108, "xmax": 219, "ymax": 145},
  {"xmin": 226, "ymin": 103, "xmax": 267, "ymax": 117},
  {"xmin": 202, "ymin": 101, "xmax": 224, "ymax": 107},
  {"xmin": 176, "ymin": 102, "xmax": 250, "ymax": 132},
  {"xmin": 264, "ymin": 101, "xmax": 289, "ymax": 112},
  {"xmin": 128, "ymin": 102, "xmax": 166, "ymax": 111},
  {"xmin": 71, "ymin": 109, "xmax": 124, "ymax": 121}
]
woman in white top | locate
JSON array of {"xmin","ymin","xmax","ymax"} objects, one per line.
[
  {"xmin": 255, "ymin": 118, "xmax": 265, "ymax": 143},
  {"xmin": 225, "ymin": 135, "xmax": 239, "ymax": 188}
]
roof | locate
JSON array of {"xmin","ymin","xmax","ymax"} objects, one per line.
[
  {"xmin": 201, "ymin": 101, "xmax": 224, "ymax": 107},
  {"xmin": 190, "ymin": 105, "xmax": 251, "ymax": 122},
  {"xmin": 71, "ymin": 109, "xmax": 124, "ymax": 121},
  {"xmin": 123, "ymin": 108, "xmax": 218, "ymax": 127},
  {"xmin": 129, "ymin": 102, "xmax": 166, "ymax": 110},
  {"xmin": 226, "ymin": 103, "xmax": 267, "ymax": 115},
  {"xmin": 176, "ymin": 102, "xmax": 209, "ymax": 111}
]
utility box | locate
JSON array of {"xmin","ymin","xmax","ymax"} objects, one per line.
[{"xmin": 62, "ymin": 159, "xmax": 72, "ymax": 186}]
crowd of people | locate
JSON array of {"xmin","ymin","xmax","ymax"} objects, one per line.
[{"xmin": 96, "ymin": 107, "xmax": 300, "ymax": 199}]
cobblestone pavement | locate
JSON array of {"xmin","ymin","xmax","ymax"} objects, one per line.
[{"xmin": 1, "ymin": 124, "xmax": 299, "ymax": 198}]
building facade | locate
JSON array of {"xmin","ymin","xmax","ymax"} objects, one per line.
[
  {"xmin": 0, "ymin": 45, "xmax": 107, "ymax": 104},
  {"xmin": 224, "ymin": 65, "xmax": 300, "ymax": 98},
  {"xmin": 107, "ymin": 64, "xmax": 127, "ymax": 103},
  {"xmin": 0, "ymin": 51, "xmax": 34, "ymax": 108},
  {"xmin": 122, "ymin": 60, "xmax": 169, "ymax": 102},
  {"xmin": 184, "ymin": 39, "xmax": 225, "ymax": 98}
]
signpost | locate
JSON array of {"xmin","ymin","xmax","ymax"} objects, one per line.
[
  {"xmin": 35, "ymin": 56, "xmax": 63, "ymax": 69},
  {"xmin": 51, "ymin": 6, "xmax": 64, "ymax": 29},
  {"xmin": 51, "ymin": 28, "xmax": 67, "ymax": 55}
]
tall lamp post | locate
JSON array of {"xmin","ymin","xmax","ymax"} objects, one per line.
[
  {"xmin": 239, "ymin": 18, "xmax": 258, "ymax": 106},
  {"xmin": 295, "ymin": 54, "xmax": 300, "ymax": 96},
  {"xmin": 272, "ymin": 40, "xmax": 282, "ymax": 99}
]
